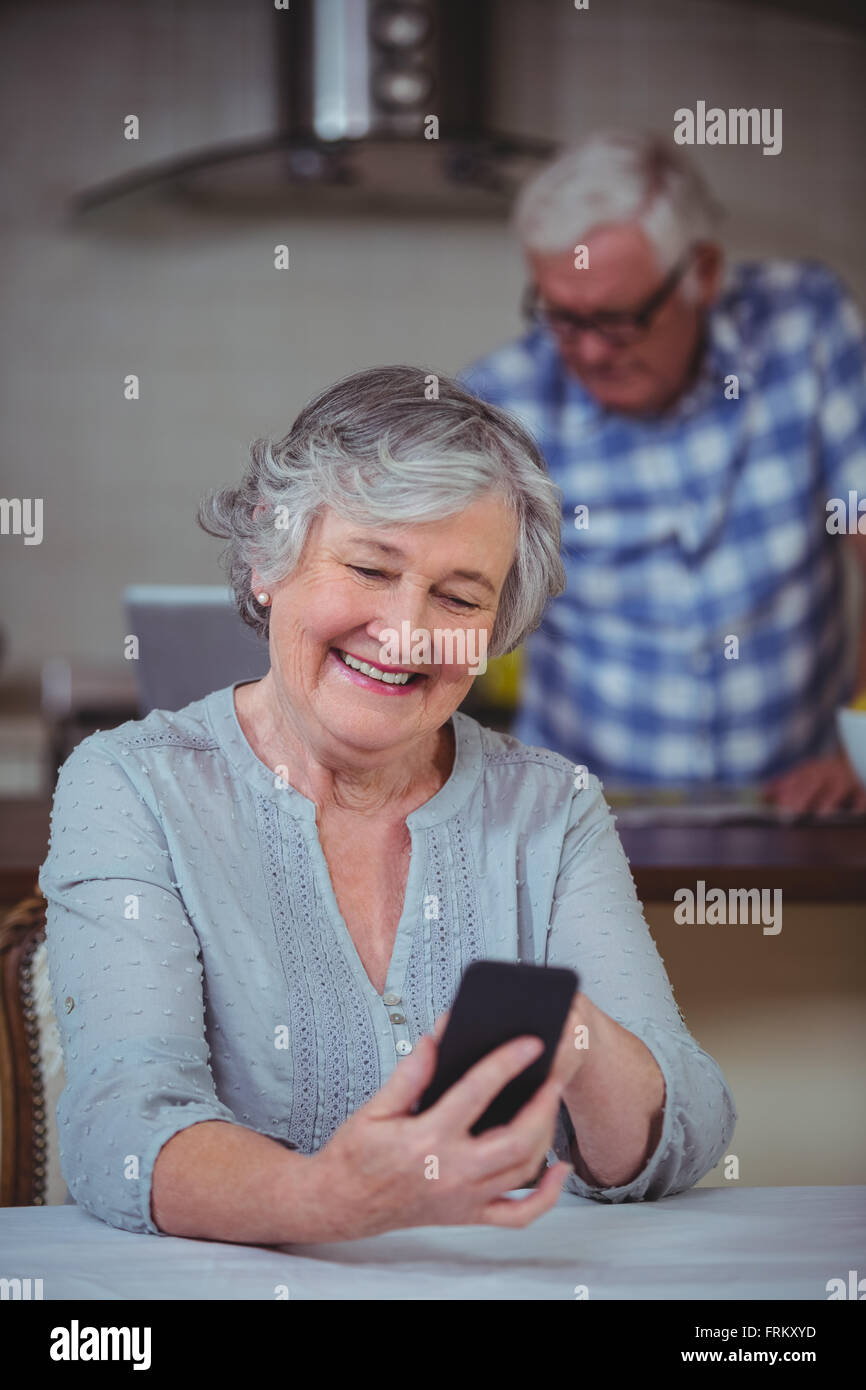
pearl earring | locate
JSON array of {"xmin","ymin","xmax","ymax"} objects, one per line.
[{"xmin": 256, "ymin": 591, "xmax": 270, "ymax": 605}]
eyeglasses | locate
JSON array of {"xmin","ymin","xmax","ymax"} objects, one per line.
[{"xmin": 521, "ymin": 251, "xmax": 694, "ymax": 347}]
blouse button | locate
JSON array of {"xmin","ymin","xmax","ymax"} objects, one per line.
[
  {"xmin": 383, "ymin": 992, "xmax": 401, "ymax": 1006},
  {"xmin": 396, "ymin": 1040, "xmax": 413, "ymax": 1055},
  {"xmin": 389, "ymin": 1012, "xmax": 405, "ymax": 1025}
]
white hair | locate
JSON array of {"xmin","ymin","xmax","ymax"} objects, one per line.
[
  {"xmin": 514, "ymin": 129, "xmax": 724, "ymax": 297},
  {"xmin": 197, "ymin": 365, "xmax": 566, "ymax": 659}
]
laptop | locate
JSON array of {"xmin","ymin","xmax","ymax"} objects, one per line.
[{"xmin": 123, "ymin": 585, "xmax": 269, "ymax": 715}]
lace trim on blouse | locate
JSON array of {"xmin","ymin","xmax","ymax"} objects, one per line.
[{"xmin": 404, "ymin": 815, "xmax": 488, "ymax": 1039}]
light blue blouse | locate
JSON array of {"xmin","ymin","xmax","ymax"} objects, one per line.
[{"xmin": 39, "ymin": 679, "xmax": 736, "ymax": 1236}]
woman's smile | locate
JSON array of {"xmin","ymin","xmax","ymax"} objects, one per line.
[{"xmin": 329, "ymin": 645, "xmax": 428, "ymax": 696}]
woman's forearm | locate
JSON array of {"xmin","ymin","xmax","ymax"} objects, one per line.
[
  {"xmin": 151, "ymin": 1120, "xmax": 327, "ymax": 1244},
  {"xmin": 562, "ymin": 998, "xmax": 666, "ymax": 1189}
]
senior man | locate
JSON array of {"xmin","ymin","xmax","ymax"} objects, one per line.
[{"xmin": 460, "ymin": 130, "xmax": 866, "ymax": 814}]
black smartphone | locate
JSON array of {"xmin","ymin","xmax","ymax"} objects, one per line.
[{"xmin": 415, "ymin": 960, "xmax": 579, "ymax": 1134}]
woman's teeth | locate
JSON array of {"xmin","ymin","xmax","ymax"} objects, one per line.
[{"xmin": 337, "ymin": 649, "xmax": 415, "ymax": 685}]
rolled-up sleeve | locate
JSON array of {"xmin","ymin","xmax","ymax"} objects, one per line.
[
  {"xmin": 39, "ymin": 734, "xmax": 244, "ymax": 1235},
  {"xmin": 544, "ymin": 776, "xmax": 737, "ymax": 1201}
]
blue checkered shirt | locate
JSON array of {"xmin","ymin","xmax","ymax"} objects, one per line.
[{"xmin": 460, "ymin": 260, "xmax": 866, "ymax": 783}]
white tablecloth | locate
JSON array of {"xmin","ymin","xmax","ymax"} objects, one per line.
[{"xmin": 1, "ymin": 1186, "xmax": 863, "ymax": 1300}]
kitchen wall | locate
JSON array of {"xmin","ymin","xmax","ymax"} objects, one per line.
[
  {"xmin": 1, "ymin": 0, "xmax": 865, "ymax": 675},
  {"xmin": 645, "ymin": 901, "xmax": 866, "ymax": 1187}
]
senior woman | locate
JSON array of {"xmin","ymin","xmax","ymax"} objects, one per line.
[{"xmin": 40, "ymin": 364, "xmax": 735, "ymax": 1244}]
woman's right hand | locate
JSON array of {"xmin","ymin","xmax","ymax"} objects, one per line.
[{"xmin": 304, "ymin": 1027, "xmax": 572, "ymax": 1241}]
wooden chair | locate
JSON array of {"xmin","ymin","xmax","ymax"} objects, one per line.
[{"xmin": 0, "ymin": 887, "xmax": 65, "ymax": 1206}]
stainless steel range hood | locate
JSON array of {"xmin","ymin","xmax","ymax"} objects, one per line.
[{"xmin": 74, "ymin": 0, "xmax": 554, "ymax": 224}]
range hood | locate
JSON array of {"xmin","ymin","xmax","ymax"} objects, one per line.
[{"xmin": 74, "ymin": 0, "xmax": 554, "ymax": 224}]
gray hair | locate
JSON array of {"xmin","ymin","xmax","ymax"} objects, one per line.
[
  {"xmin": 197, "ymin": 365, "xmax": 566, "ymax": 658},
  {"xmin": 514, "ymin": 129, "xmax": 723, "ymax": 292}
]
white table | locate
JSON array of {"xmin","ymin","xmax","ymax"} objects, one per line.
[{"xmin": 2, "ymin": 1186, "xmax": 863, "ymax": 1300}]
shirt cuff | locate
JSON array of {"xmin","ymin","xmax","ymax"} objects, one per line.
[
  {"xmin": 138, "ymin": 1106, "xmax": 248, "ymax": 1236},
  {"xmin": 546, "ymin": 1019, "xmax": 734, "ymax": 1202}
]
